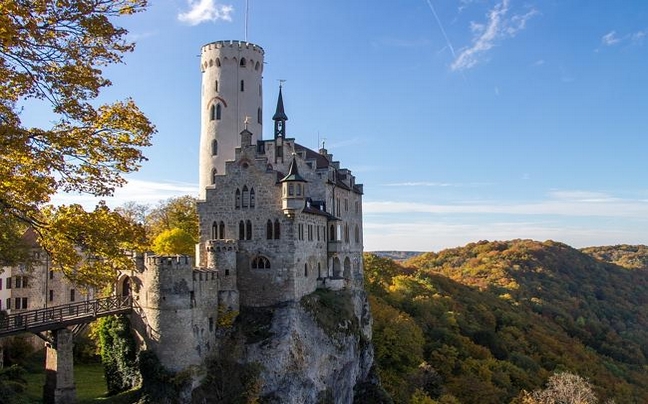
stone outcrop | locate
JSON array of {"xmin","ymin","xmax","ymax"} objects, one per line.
[{"xmin": 193, "ymin": 288, "xmax": 378, "ymax": 404}]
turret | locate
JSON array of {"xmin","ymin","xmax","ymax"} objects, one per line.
[
  {"xmin": 280, "ymin": 157, "xmax": 307, "ymax": 217},
  {"xmin": 198, "ymin": 40, "xmax": 264, "ymax": 198}
]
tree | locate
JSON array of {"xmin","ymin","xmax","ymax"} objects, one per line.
[
  {"xmin": 0, "ymin": 1, "xmax": 154, "ymax": 287},
  {"xmin": 151, "ymin": 228, "xmax": 195, "ymax": 256},
  {"xmin": 145, "ymin": 196, "xmax": 199, "ymax": 243},
  {"xmin": 521, "ymin": 372, "xmax": 598, "ymax": 404}
]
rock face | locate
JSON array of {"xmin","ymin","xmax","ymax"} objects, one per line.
[
  {"xmin": 194, "ymin": 288, "xmax": 377, "ymax": 404},
  {"xmin": 246, "ymin": 289, "xmax": 373, "ymax": 403}
]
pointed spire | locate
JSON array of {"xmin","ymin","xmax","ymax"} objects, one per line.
[
  {"xmin": 273, "ymin": 83, "xmax": 287, "ymax": 140},
  {"xmin": 273, "ymin": 83, "xmax": 288, "ymax": 121}
]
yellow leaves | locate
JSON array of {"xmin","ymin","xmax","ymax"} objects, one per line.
[
  {"xmin": 38, "ymin": 203, "xmax": 148, "ymax": 289},
  {"xmin": 151, "ymin": 228, "xmax": 195, "ymax": 256}
]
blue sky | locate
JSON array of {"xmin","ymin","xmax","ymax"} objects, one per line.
[{"xmin": 48, "ymin": 0, "xmax": 648, "ymax": 252}]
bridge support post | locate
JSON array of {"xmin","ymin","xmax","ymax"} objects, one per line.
[{"xmin": 43, "ymin": 328, "xmax": 76, "ymax": 404}]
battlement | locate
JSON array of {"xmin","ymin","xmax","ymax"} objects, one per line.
[
  {"xmin": 208, "ymin": 239, "xmax": 239, "ymax": 252},
  {"xmin": 145, "ymin": 254, "xmax": 194, "ymax": 268},
  {"xmin": 202, "ymin": 40, "xmax": 264, "ymax": 53}
]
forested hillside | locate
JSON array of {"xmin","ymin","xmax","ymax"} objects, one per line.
[{"xmin": 365, "ymin": 240, "xmax": 648, "ymax": 404}]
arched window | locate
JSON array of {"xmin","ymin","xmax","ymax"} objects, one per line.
[
  {"xmin": 239, "ymin": 221, "xmax": 245, "ymax": 240},
  {"xmin": 212, "ymin": 139, "xmax": 218, "ymax": 155},
  {"xmin": 304, "ymin": 263, "xmax": 308, "ymax": 277},
  {"xmin": 240, "ymin": 57, "xmax": 246, "ymax": 67},
  {"xmin": 251, "ymin": 256, "xmax": 271, "ymax": 269},
  {"xmin": 216, "ymin": 58, "xmax": 221, "ymax": 67},
  {"xmin": 246, "ymin": 220, "xmax": 252, "ymax": 240},
  {"xmin": 355, "ymin": 225, "xmax": 360, "ymax": 243},
  {"xmin": 210, "ymin": 105, "xmax": 216, "ymax": 121},
  {"xmin": 274, "ymin": 219, "xmax": 280, "ymax": 240},
  {"xmin": 219, "ymin": 221, "xmax": 225, "ymax": 239},
  {"xmin": 255, "ymin": 61, "xmax": 260, "ymax": 71},
  {"xmin": 215, "ymin": 80, "xmax": 219, "ymax": 92},
  {"xmin": 250, "ymin": 188, "xmax": 255, "ymax": 208},
  {"xmin": 235, "ymin": 189, "xmax": 241, "ymax": 209},
  {"xmin": 266, "ymin": 220, "xmax": 273, "ymax": 240},
  {"xmin": 211, "ymin": 221, "xmax": 218, "ymax": 239},
  {"xmin": 329, "ymin": 224, "xmax": 335, "ymax": 241},
  {"xmin": 257, "ymin": 107, "xmax": 262, "ymax": 124},
  {"xmin": 212, "ymin": 169, "xmax": 217, "ymax": 185},
  {"xmin": 343, "ymin": 257, "xmax": 351, "ymax": 279},
  {"xmin": 240, "ymin": 80, "xmax": 244, "ymax": 92},
  {"xmin": 242, "ymin": 186, "xmax": 249, "ymax": 208},
  {"xmin": 216, "ymin": 104, "xmax": 222, "ymax": 120}
]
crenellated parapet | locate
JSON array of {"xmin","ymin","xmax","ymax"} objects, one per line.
[{"xmin": 207, "ymin": 239, "xmax": 239, "ymax": 252}]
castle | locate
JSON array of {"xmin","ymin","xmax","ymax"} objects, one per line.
[{"xmin": 126, "ymin": 40, "xmax": 365, "ymax": 372}]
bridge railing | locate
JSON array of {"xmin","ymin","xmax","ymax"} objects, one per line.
[{"xmin": 0, "ymin": 295, "xmax": 132, "ymax": 337}]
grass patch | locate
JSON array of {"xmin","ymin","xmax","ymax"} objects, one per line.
[
  {"xmin": 301, "ymin": 289, "xmax": 358, "ymax": 337},
  {"xmin": 18, "ymin": 349, "xmax": 139, "ymax": 403}
]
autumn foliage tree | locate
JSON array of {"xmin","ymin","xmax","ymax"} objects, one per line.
[{"xmin": 0, "ymin": 0, "xmax": 154, "ymax": 287}]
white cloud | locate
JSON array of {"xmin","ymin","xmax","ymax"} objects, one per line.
[
  {"xmin": 602, "ymin": 31, "xmax": 620, "ymax": 46},
  {"xmin": 363, "ymin": 192, "xmax": 648, "ymax": 218},
  {"xmin": 178, "ymin": 0, "xmax": 234, "ymax": 26},
  {"xmin": 363, "ymin": 219, "xmax": 639, "ymax": 252},
  {"xmin": 601, "ymin": 29, "xmax": 647, "ymax": 47},
  {"xmin": 51, "ymin": 179, "xmax": 198, "ymax": 209},
  {"xmin": 451, "ymin": 0, "xmax": 538, "ymax": 71}
]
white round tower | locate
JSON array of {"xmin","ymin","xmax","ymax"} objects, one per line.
[{"xmin": 199, "ymin": 40, "xmax": 264, "ymax": 197}]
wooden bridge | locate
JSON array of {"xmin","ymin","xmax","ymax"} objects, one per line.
[
  {"xmin": 0, "ymin": 295, "xmax": 132, "ymax": 338},
  {"xmin": 0, "ymin": 295, "xmax": 133, "ymax": 403}
]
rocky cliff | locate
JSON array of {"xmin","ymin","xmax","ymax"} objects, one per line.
[{"xmin": 192, "ymin": 288, "xmax": 382, "ymax": 403}]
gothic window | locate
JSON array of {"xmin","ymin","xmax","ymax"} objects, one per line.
[
  {"xmin": 266, "ymin": 220, "xmax": 273, "ymax": 240},
  {"xmin": 239, "ymin": 221, "xmax": 245, "ymax": 240},
  {"xmin": 242, "ymin": 186, "xmax": 249, "ymax": 208},
  {"xmin": 240, "ymin": 57, "xmax": 246, "ymax": 67},
  {"xmin": 235, "ymin": 189, "xmax": 241, "ymax": 209},
  {"xmin": 258, "ymin": 107, "xmax": 262, "ymax": 124},
  {"xmin": 274, "ymin": 219, "xmax": 280, "ymax": 239},
  {"xmin": 246, "ymin": 220, "xmax": 252, "ymax": 240},
  {"xmin": 251, "ymin": 256, "xmax": 271, "ymax": 269},
  {"xmin": 355, "ymin": 225, "xmax": 360, "ymax": 243},
  {"xmin": 210, "ymin": 105, "xmax": 216, "ymax": 121},
  {"xmin": 250, "ymin": 188, "xmax": 255, "ymax": 208},
  {"xmin": 212, "ymin": 221, "xmax": 218, "ymax": 239},
  {"xmin": 255, "ymin": 61, "xmax": 260, "ymax": 71},
  {"xmin": 216, "ymin": 104, "xmax": 222, "ymax": 120},
  {"xmin": 219, "ymin": 221, "xmax": 225, "ymax": 239},
  {"xmin": 216, "ymin": 58, "xmax": 221, "ymax": 67},
  {"xmin": 212, "ymin": 139, "xmax": 218, "ymax": 155},
  {"xmin": 240, "ymin": 80, "xmax": 245, "ymax": 92}
]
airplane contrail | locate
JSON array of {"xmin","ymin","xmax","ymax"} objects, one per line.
[{"xmin": 425, "ymin": 0, "xmax": 457, "ymax": 58}]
